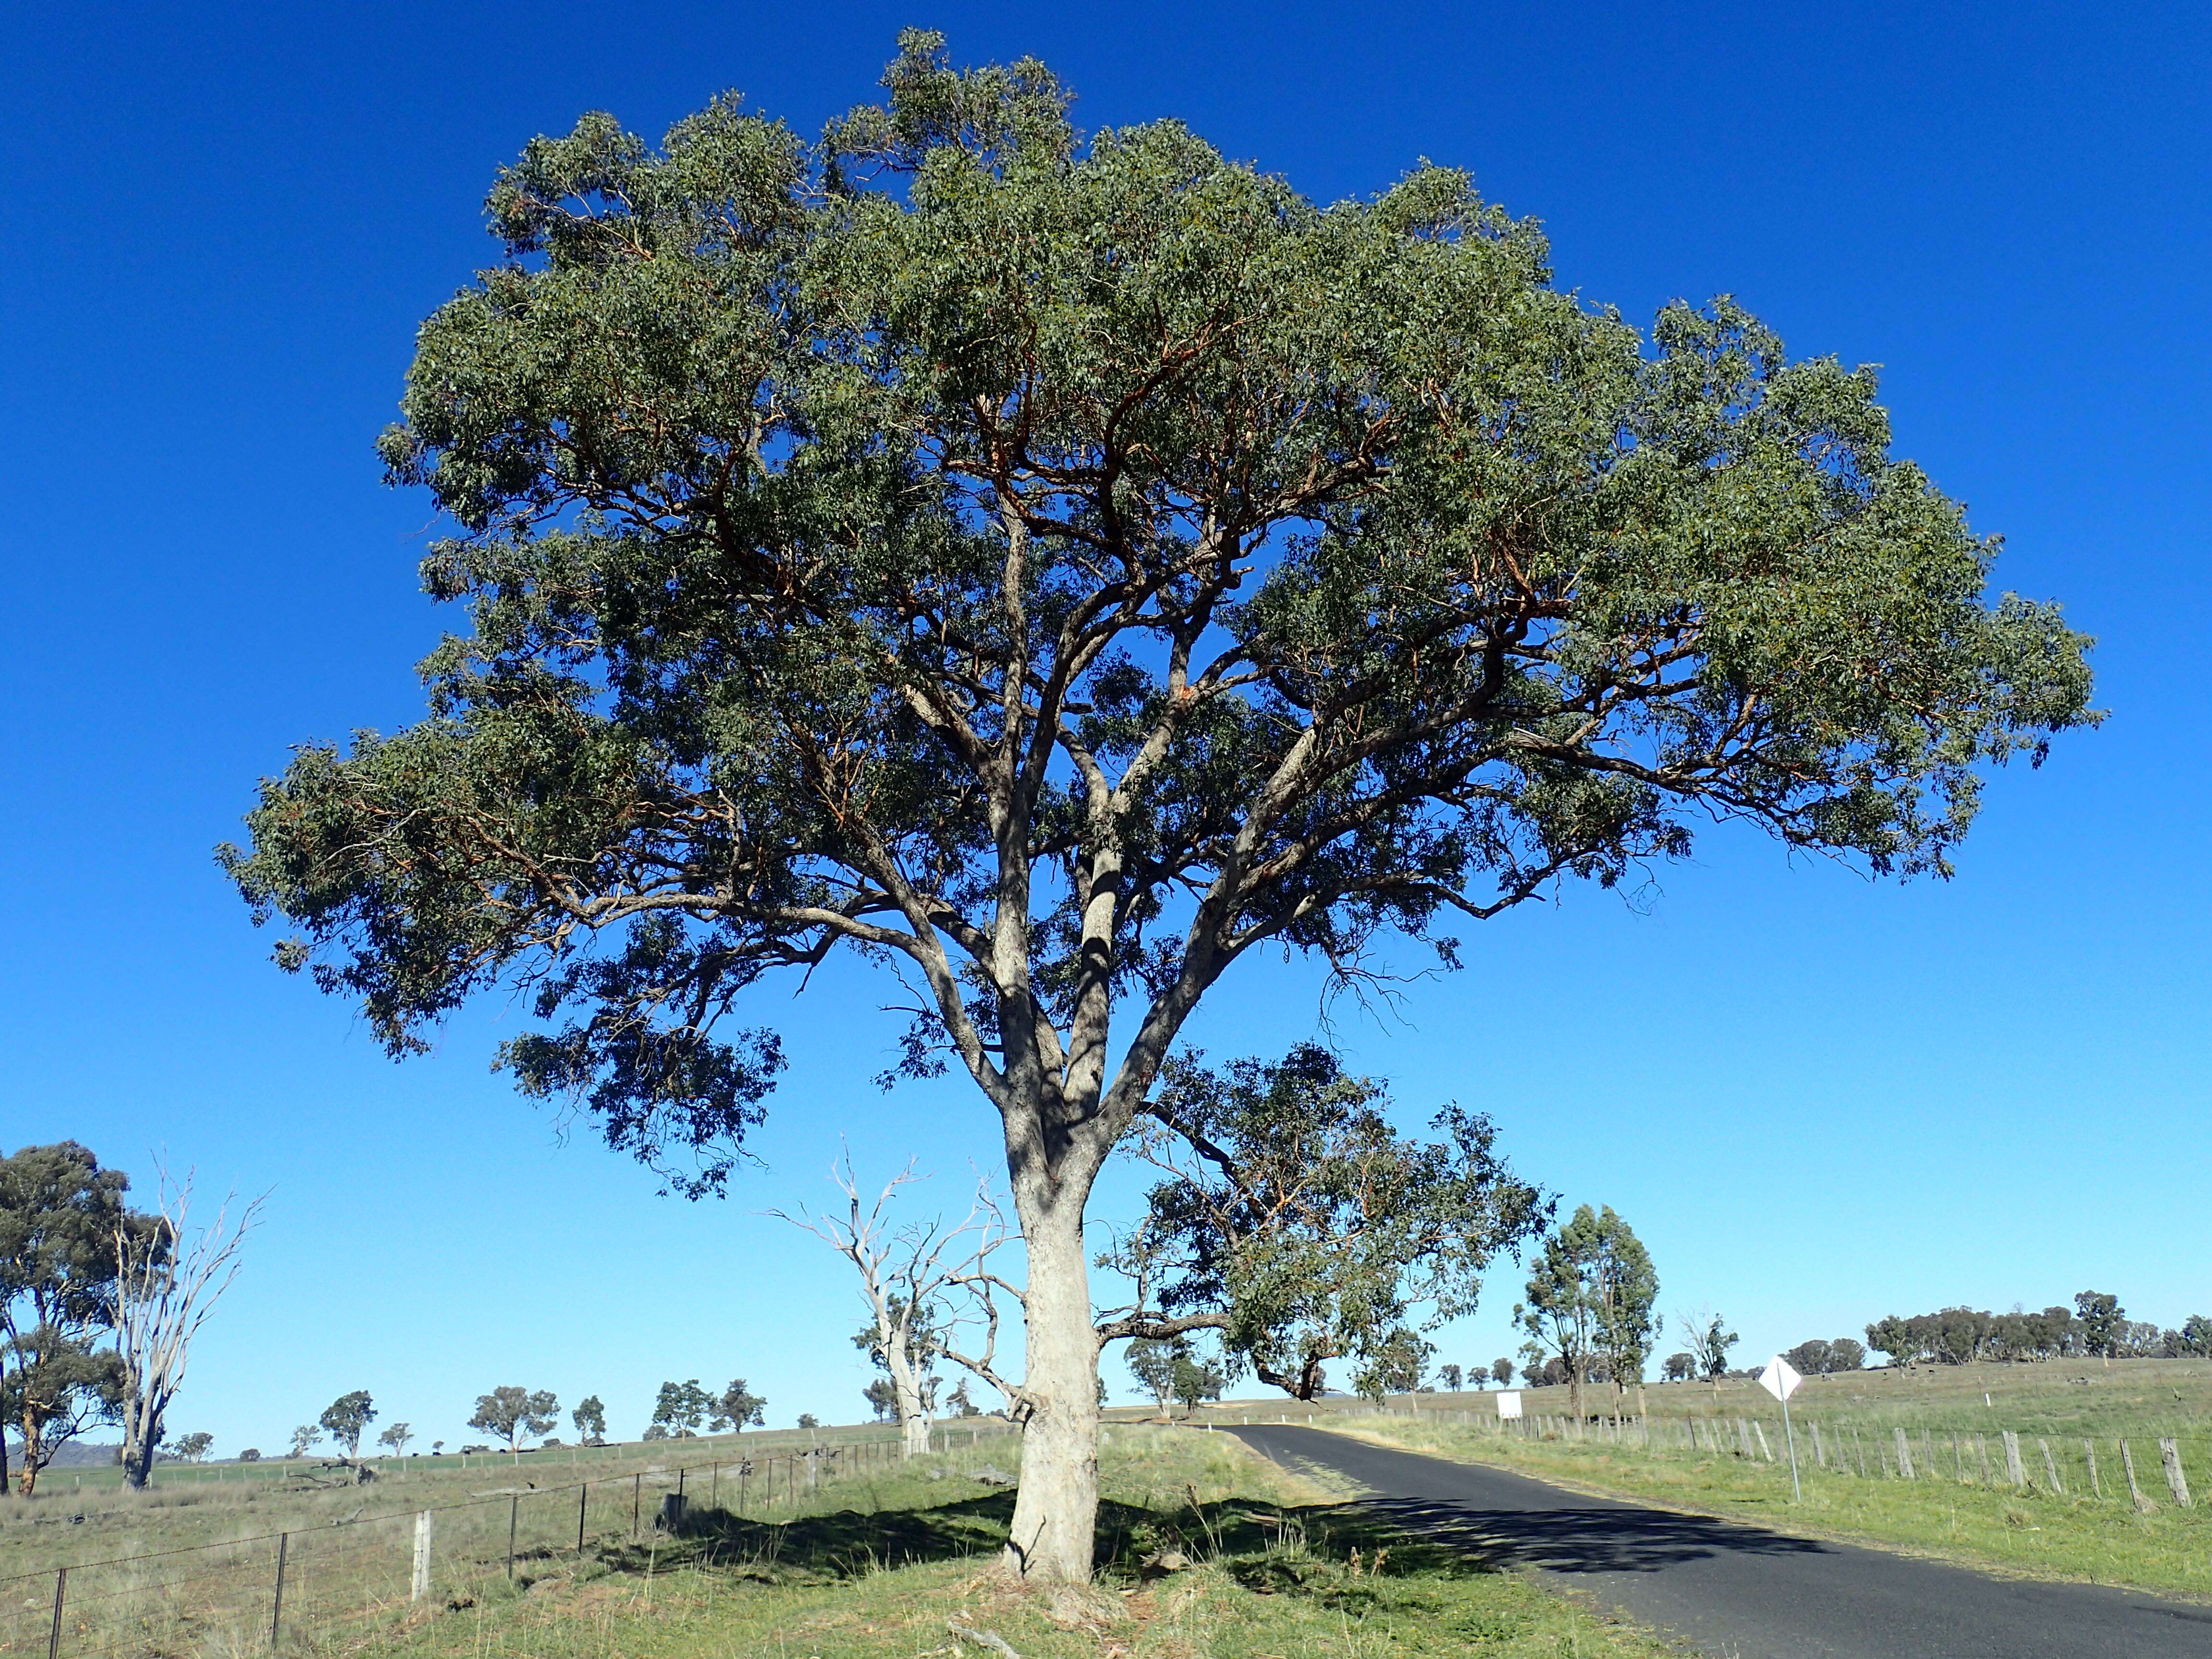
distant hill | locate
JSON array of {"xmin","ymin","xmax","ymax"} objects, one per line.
[{"xmin": 2, "ymin": 1440, "xmax": 122, "ymax": 1469}]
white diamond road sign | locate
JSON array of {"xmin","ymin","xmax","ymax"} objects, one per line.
[{"xmin": 1758, "ymin": 1356, "xmax": 1803, "ymax": 1403}]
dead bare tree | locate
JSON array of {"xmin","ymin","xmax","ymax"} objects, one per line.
[
  {"xmin": 112, "ymin": 1173, "xmax": 264, "ymax": 1488},
  {"xmin": 776, "ymin": 1156, "xmax": 1017, "ymax": 1456}
]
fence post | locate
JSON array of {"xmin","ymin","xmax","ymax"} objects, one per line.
[
  {"xmin": 2039, "ymin": 1439, "xmax": 2063, "ymax": 1495},
  {"xmin": 2084, "ymin": 1439, "xmax": 2101, "ymax": 1499},
  {"xmin": 46, "ymin": 1568, "xmax": 65, "ymax": 1659},
  {"xmin": 412, "ymin": 1510, "xmax": 433, "ymax": 1603},
  {"xmin": 1894, "ymin": 1428, "xmax": 1914, "ymax": 1479},
  {"xmin": 270, "ymin": 1533, "xmax": 289, "ymax": 1651},
  {"xmin": 578, "ymin": 1483, "xmax": 588, "ymax": 1552},
  {"xmin": 2159, "ymin": 1438, "xmax": 2192, "ymax": 1508},
  {"xmin": 632, "ymin": 1473, "xmax": 641, "ymax": 1537},
  {"xmin": 507, "ymin": 1495, "xmax": 519, "ymax": 1580},
  {"xmin": 2121, "ymin": 1440, "xmax": 2149, "ymax": 1510}
]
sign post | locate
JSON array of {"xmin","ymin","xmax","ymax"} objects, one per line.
[{"xmin": 1757, "ymin": 1357, "xmax": 1804, "ymax": 1502}]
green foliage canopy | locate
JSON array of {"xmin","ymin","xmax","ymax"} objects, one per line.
[
  {"xmin": 0, "ymin": 1142, "xmax": 133, "ymax": 1494},
  {"xmin": 318, "ymin": 1389, "xmax": 376, "ymax": 1459},
  {"xmin": 471, "ymin": 1384, "xmax": 560, "ymax": 1450},
  {"xmin": 221, "ymin": 29, "xmax": 2097, "ymax": 1209},
  {"xmin": 1109, "ymin": 1044, "xmax": 1545, "ymax": 1400}
]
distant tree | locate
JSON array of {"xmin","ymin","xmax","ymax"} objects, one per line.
[
  {"xmin": 572, "ymin": 1396, "xmax": 607, "ymax": 1444},
  {"xmin": 865, "ymin": 1378, "xmax": 898, "ymax": 1421},
  {"xmin": 1661, "ymin": 1352, "xmax": 1695, "ymax": 1383},
  {"xmin": 781, "ymin": 1158, "xmax": 1008, "ymax": 1458},
  {"xmin": 1583, "ymin": 1209, "xmax": 1659, "ymax": 1423},
  {"xmin": 1491, "ymin": 1358, "xmax": 1515, "ymax": 1387},
  {"xmin": 797, "ymin": 1414, "xmax": 819, "ymax": 1431},
  {"xmin": 238, "ymin": 1447, "xmax": 261, "ymax": 1462},
  {"xmin": 1520, "ymin": 1205, "xmax": 1647, "ymax": 1421},
  {"xmin": 648, "ymin": 1380, "xmax": 712, "ymax": 1438},
  {"xmin": 377, "ymin": 1422, "xmax": 414, "ymax": 1457},
  {"xmin": 111, "ymin": 1172, "xmax": 263, "ymax": 1491},
  {"xmin": 2074, "ymin": 1292, "xmax": 2123, "ymax": 1365},
  {"xmin": 1171, "ymin": 1350, "xmax": 1227, "ymax": 1417},
  {"xmin": 2181, "ymin": 1315, "xmax": 2212, "ymax": 1358},
  {"xmin": 712, "ymin": 1379, "xmax": 766, "ymax": 1432},
  {"xmin": 288, "ymin": 1424, "xmax": 320, "ymax": 1459},
  {"xmin": 1126, "ymin": 1338, "xmax": 1184, "ymax": 1419},
  {"xmin": 431, "ymin": 1440, "xmax": 444, "ymax": 1454},
  {"xmin": 1827, "ymin": 1337, "xmax": 1867, "ymax": 1372},
  {"xmin": 1679, "ymin": 1309, "xmax": 1737, "ymax": 1396},
  {"xmin": 167, "ymin": 1431, "xmax": 215, "ymax": 1462},
  {"xmin": 470, "ymin": 1386, "xmax": 559, "ymax": 1453},
  {"xmin": 1439, "ymin": 1363, "xmax": 1464, "ymax": 1391},
  {"xmin": 1784, "ymin": 1340, "xmax": 1833, "ymax": 1376},
  {"xmin": 1108, "ymin": 1046, "xmax": 1545, "ymax": 1402},
  {"xmin": 947, "ymin": 1379, "xmax": 982, "ymax": 1418},
  {"xmin": 641, "ymin": 1424, "xmax": 669, "ymax": 1442},
  {"xmin": 1358, "ymin": 1330, "xmax": 1434, "ymax": 1401},
  {"xmin": 0, "ymin": 1142, "xmax": 132, "ymax": 1494},
  {"xmin": 320, "ymin": 1391, "xmax": 376, "ymax": 1462}
]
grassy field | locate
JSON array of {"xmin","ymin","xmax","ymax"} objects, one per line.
[
  {"xmin": 1, "ymin": 1426, "xmax": 1676, "ymax": 1659},
  {"xmin": 1166, "ymin": 1356, "xmax": 2212, "ymax": 1440}
]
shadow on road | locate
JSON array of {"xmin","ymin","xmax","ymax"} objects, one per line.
[{"xmin": 1360, "ymin": 1495, "xmax": 1832, "ymax": 1576}]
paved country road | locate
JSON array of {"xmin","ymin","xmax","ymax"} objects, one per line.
[{"xmin": 1225, "ymin": 1422, "xmax": 2212, "ymax": 1658}]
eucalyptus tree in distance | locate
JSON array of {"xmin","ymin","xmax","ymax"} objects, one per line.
[
  {"xmin": 1104, "ymin": 1045, "xmax": 1544, "ymax": 1400},
  {"xmin": 222, "ymin": 33, "xmax": 2095, "ymax": 1581},
  {"xmin": 0, "ymin": 1142, "xmax": 130, "ymax": 1494}
]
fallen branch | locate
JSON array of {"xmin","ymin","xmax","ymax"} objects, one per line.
[{"xmin": 946, "ymin": 1621, "xmax": 1022, "ymax": 1659}]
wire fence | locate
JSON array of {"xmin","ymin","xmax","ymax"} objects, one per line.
[
  {"xmin": 0, "ymin": 1425, "xmax": 1017, "ymax": 1659},
  {"xmin": 1182, "ymin": 1396, "xmax": 2212, "ymax": 1509}
]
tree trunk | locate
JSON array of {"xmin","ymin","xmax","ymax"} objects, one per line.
[
  {"xmin": 898, "ymin": 1407, "xmax": 933, "ymax": 1460},
  {"xmin": 1001, "ymin": 1189, "xmax": 1099, "ymax": 1583},
  {"xmin": 890, "ymin": 1346, "xmax": 934, "ymax": 1457},
  {"xmin": 119, "ymin": 1381, "xmax": 159, "ymax": 1490}
]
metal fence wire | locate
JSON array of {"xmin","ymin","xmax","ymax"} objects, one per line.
[{"xmin": 0, "ymin": 1427, "xmax": 1014, "ymax": 1659}]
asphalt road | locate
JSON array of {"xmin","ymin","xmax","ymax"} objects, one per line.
[{"xmin": 1225, "ymin": 1422, "xmax": 2212, "ymax": 1658}]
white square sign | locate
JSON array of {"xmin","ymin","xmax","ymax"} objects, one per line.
[
  {"xmin": 1758, "ymin": 1356, "xmax": 1803, "ymax": 1403},
  {"xmin": 1495, "ymin": 1389, "xmax": 1524, "ymax": 1419}
]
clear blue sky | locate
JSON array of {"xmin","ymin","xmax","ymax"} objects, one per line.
[{"xmin": 4, "ymin": 1, "xmax": 2206, "ymax": 1455}]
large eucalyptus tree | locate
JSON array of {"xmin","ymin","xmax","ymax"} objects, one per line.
[{"xmin": 225, "ymin": 33, "xmax": 2095, "ymax": 1581}]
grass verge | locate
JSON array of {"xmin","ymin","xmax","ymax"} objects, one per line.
[{"xmin": 355, "ymin": 1427, "xmax": 1677, "ymax": 1659}]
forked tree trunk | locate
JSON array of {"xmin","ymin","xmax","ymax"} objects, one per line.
[{"xmin": 1002, "ymin": 1188, "xmax": 1099, "ymax": 1583}]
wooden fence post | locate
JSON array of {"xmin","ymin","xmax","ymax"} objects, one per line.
[
  {"xmin": 2038, "ymin": 1439, "xmax": 2063, "ymax": 1494},
  {"xmin": 2159, "ymin": 1439, "xmax": 2192, "ymax": 1508},
  {"xmin": 411, "ymin": 1510, "xmax": 433, "ymax": 1602},
  {"xmin": 1894, "ymin": 1428, "xmax": 1915, "ymax": 1479},
  {"xmin": 270, "ymin": 1533, "xmax": 288, "ymax": 1651},
  {"xmin": 46, "ymin": 1568, "xmax": 65, "ymax": 1659},
  {"xmin": 2083, "ymin": 1440, "xmax": 2100, "ymax": 1499},
  {"xmin": 507, "ymin": 1495, "xmax": 519, "ymax": 1580},
  {"xmin": 2120, "ymin": 1440, "xmax": 2150, "ymax": 1511},
  {"xmin": 1810, "ymin": 1423, "xmax": 1825, "ymax": 1467},
  {"xmin": 2002, "ymin": 1431, "xmax": 2026, "ymax": 1488},
  {"xmin": 1753, "ymin": 1421, "xmax": 1774, "ymax": 1463},
  {"xmin": 1975, "ymin": 1435, "xmax": 1991, "ymax": 1485}
]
